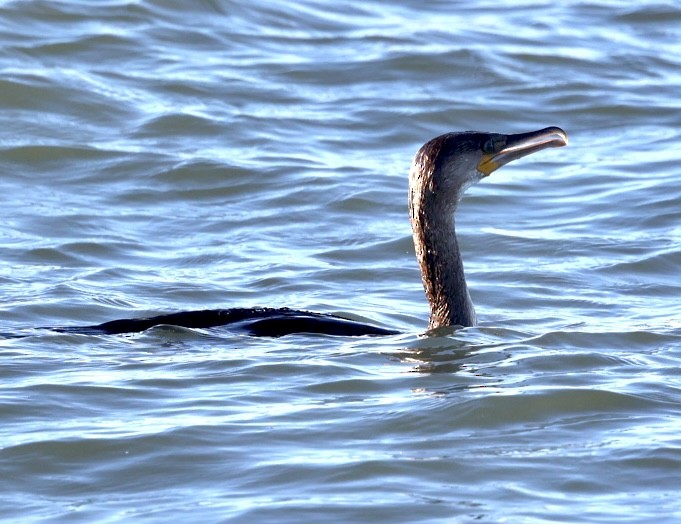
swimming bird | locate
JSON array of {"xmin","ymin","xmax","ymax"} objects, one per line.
[{"xmin": 55, "ymin": 126, "xmax": 567, "ymax": 337}]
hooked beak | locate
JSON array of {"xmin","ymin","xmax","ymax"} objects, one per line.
[{"xmin": 478, "ymin": 126, "xmax": 568, "ymax": 176}]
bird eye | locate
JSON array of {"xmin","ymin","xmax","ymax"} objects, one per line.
[{"xmin": 482, "ymin": 136, "xmax": 506, "ymax": 154}]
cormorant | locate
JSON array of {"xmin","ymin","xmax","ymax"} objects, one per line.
[{"xmin": 53, "ymin": 127, "xmax": 568, "ymax": 337}]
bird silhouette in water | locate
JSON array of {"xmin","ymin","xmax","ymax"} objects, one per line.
[{"xmin": 44, "ymin": 127, "xmax": 567, "ymax": 337}]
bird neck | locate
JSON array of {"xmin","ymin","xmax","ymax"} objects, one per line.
[{"xmin": 410, "ymin": 198, "xmax": 477, "ymax": 330}]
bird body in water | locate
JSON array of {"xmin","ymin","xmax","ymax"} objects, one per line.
[{"xmin": 34, "ymin": 127, "xmax": 567, "ymax": 338}]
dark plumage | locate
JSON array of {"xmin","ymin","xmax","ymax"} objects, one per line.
[
  {"xmin": 55, "ymin": 308, "xmax": 398, "ymax": 337},
  {"xmin": 23, "ymin": 127, "xmax": 566, "ymax": 338},
  {"xmin": 409, "ymin": 127, "xmax": 568, "ymax": 329}
]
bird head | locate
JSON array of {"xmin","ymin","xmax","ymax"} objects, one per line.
[{"xmin": 410, "ymin": 126, "xmax": 568, "ymax": 211}]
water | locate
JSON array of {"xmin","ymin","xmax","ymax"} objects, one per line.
[{"xmin": 1, "ymin": 0, "xmax": 680, "ymax": 522}]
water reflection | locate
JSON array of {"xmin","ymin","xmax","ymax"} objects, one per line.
[{"xmin": 388, "ymin": 327, "xmax": 520, "ymax": 382}]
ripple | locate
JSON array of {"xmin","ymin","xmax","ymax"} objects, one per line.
[{"xmin": 1, "ymin": 0, "xmax": 680, "ymax": 522}]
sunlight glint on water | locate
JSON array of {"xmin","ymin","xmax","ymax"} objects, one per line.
[{"xmin": 1, "ymin": 1, "xmax": 680, "ymax": 522}]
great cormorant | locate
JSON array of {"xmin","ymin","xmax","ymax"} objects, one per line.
[{"xmin": 54, "ymin": 126, "xmax": 568, "ymax": 337}]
